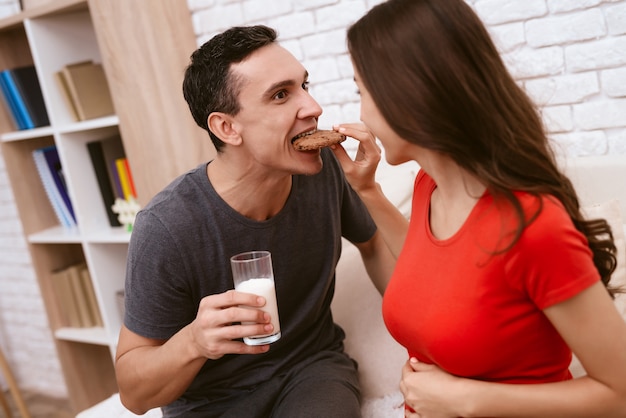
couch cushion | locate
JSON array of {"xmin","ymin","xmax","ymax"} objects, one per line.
[
  {"xmin": 582, "ymin": 200, "xmax": 626, "ymax": 293},
  {"xmin": 560, "ymin": 155, "xmax": 626, "ymax": 219},
  {"xmin": 332, "ymin": 161, "xmax": 417, "ymax": 400},
  {"xmin": 333, "ymin": 239, "xmax": 407, "ymax": 400}
]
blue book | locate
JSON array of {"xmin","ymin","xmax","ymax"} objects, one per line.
[
  {"xmin": 41, "ymin": 145, "xmax": 76, "ymax": 224},
  {"xmin": 0, "ymin": 73, "xmax": 22, "ymax": 129},
  {"xmin": 0, "ymin": 69, "xmax": 34, "ymax": 129},
  {"xmin": 0, "ymin": 72, "xmax": 26, "ymax": 129},
  {"xmin": 33, "ymin": 148, "xmax": 73, "ymax": 228}
]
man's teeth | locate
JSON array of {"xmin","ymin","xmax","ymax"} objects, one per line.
[{"xmin": 292, "ymin": 129, "xmax": 317, "ymax": 142}]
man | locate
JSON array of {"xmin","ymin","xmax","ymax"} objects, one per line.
[{"xmin": 115, "ymin": 25, "xmax": 393, "ymax": 417}]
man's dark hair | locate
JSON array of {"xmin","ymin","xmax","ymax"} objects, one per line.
[{"xmin": 183, "ymin": 25, "xmax": 277, "ymax": 152}]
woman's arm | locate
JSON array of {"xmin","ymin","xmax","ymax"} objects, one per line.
[
  {"xmin": 401, "ymin": 282, "xmax": 626, "ymax": 417},
  {"xmin": 331, "ymin": 123, "xmax": 409, "ymax": 259}
]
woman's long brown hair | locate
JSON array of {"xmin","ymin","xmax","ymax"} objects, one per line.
[{"xmin": 348, "ymin": 0, "xmax": 618, "ymax": 295}]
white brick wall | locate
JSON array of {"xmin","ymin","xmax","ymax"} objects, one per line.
[
  {"xmin": 188, "ymin": 0, "xmax": 626, "ymax": 157},
  {"xmin": 0, "ymin": 0, "xmax": 624, "ymax": 399}
]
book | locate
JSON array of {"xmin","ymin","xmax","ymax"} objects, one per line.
[
  {"xmin": 110, "ymin": 158, "xmax": 123, "ymax": 198},
  {"xmin": 0, "ymin": 69, "xmax": 33, "ymax": 129},
  {"xmin": 50, "ymin": 267, "xmax": 82, "ymax": 328},
  {"xmin": 116, "ymin": 289, "xmax": 125, "ymax": 322},
  {"xmin": 100, "ymin": 136, "xmax": 126, "ymax": 199},
  {"xmin": 87, "ymin": 137, "xmax": 123, "ymax": 227},
  {"xmin": 41, "ymin": 145, "xmax": 76, "ymax": 224},
  {"xmin": 32, "ymin": 147, "xmax": 73, "ymax": 228},
  {"xmin": 66, "ymin": 263, "xmax": 94, "ymax": 327},
  {"xmin": 10, "ymin": 65, "xmax": 49, "ymax": 128},
  {"xmin": 115, "ymin": 157, "xmax": 136, "ymax": 200},
  {"xmin": 50, "ymin": 263, "xmax": 103, "ymax": 328},
  {"xmin": 60, "ymin": 61, "xmax": 115, "ymax": 121},
  {"xmin": 54, "ymin": 70, "xmax": 79, "ymax": 121},
  {"xmin": 0, "ymin": 72, "xmax": 21, "ymax": 129},
  {"xmin": 32, "ymin": 146, "xmax": 77, "ymax": 229},
  {"xmin": 79, "ymin": 265, "xmax": 103, "ymax": 327},
  {"xmin": 123, "ymin": 158, "xmax": 137, "ymax": 198}
]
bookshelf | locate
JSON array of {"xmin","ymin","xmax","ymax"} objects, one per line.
[{"xmin": 0, "ymin": 0, "xmax": 214, "ymax": 413}]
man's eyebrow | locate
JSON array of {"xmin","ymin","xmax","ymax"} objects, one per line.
[{"xmin": 262, "ymin": 70, "xmax": 309, "ymax": 98}]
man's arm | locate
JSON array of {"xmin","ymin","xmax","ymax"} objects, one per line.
[{"xmin": 115, "ymin": 290, "xmax": 274, "ymax": 414}]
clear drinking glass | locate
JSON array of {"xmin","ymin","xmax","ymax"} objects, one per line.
[{"xmin": 230, "ymin": 251, "xmax": 281, "ymax": 345}]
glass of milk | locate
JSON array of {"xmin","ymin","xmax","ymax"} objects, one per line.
[{"xmin": 230, "ymin": 251, "xmax": 281, "ymax": 345}]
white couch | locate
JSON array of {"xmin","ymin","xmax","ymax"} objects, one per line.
[{"xmin": 78, "ymin": 155, "xmax": 626, "ymax": 418}]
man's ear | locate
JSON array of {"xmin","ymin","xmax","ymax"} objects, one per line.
[{"xmin": 207, "ymin": 112, "xmax": 242, "ymax": 146}]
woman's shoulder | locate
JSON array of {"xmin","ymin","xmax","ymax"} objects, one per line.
[
  {"xmin": 514, "ymin": 192, "xmax": 571, "ymax": 227},
  {"xmin": 509, "ymin": 192, "xmax": 586, "ymax": 253},
  {"xmin": 414, "ymin": 168, "xmax": 435, "ymax": 190}
]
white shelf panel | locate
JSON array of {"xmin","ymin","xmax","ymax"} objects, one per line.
[
  {"xmin": 0, "ymin": 126, "xmax": 54, "ymax": 142},
  {"xmin": 56, "ymin": 115, "xmax": 119, "ymax": 134},
  {"xmin": 0, "ymin": 115, "xmax": 118, "ymax": 142},
  {"xmin": 28, "ymin": 225, "xmax": 132, "ymax": 244},
  {"xmin": 55, "ymin": 326, "xmax": 110, "ymax": 345},
  {"xmin": 84, "ymin": 227, "xmax": 132, "ymax": 244},
  {"xmin": 28, "ymin": 225, "xmax": 82, "ymax": 243}
]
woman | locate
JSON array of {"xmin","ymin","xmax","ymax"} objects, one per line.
[{"xmin": 331, "ymin": 0, "xmax": 626, "ymax": 416}]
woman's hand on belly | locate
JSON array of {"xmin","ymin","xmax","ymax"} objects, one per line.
[{"xmin": 401, "ymin": 358, "xmax": 466, "ymax": 418}]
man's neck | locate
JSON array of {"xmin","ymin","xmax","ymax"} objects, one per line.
[{"xmin": 207, "ymin": 157, "xmax": 292, "ymax": 221}]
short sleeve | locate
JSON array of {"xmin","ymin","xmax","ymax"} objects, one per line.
[{"xmin": 504, "ymin": 197, "xmax": 600, "ymax": 309}]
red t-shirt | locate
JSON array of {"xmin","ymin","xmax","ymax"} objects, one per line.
[{"xmin": 383, "ymin": 170, "xmax": 599, "ymax": 383}]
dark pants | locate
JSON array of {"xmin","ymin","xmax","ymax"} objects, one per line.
[{"xmin": 165, "ymin": 350, "xmax": 362, "ymax": 418}]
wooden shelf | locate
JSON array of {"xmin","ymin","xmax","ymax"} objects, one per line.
[
  {"xmin": 0, "ymin": 0, "xmax": 87, "ymax": 31},
  {"xmin": 0, "ymin": 1, "xmax": 215, "ymax": 413},
  {"xmin": 55, "ymin": 326, "xmax": 109, "ymax": 345},
  {"xmin": 28, "ymin": 226, "xmax": 82, "ymax": 244},
  {"xmin": 0, "ymin": 125, "xmax": 54, "ymax": 141}
]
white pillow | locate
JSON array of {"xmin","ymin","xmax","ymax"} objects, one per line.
[
  {"xmin": 333, "ymin": 239, "xmax": 407, "ymax": 400},
  {"xmin": 76, "ymin": 393, "xmax": 162, "ymax": 418},
  {"xmin": 582, "ymin": 199, "xmax": 626, "ymax": 301},
  {"xmin": 332, "ymin": 161, "xmax": 417, "ymax": 400},
  {"xmin": 375, "ymin": 160, "xmax": 418, "ymax": 218}
]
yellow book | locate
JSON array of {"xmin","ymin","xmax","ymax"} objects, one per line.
[{"xmin": 115, "ymin": 157, "xmax": 132, "ymax": 200}]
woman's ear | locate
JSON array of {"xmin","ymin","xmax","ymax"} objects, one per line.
[{"xmin": 207, "ymin": 112, "xmax": 242, "ymax": 146}]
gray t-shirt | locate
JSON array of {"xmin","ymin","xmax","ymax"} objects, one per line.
[{"xmin": 124, "ymin": 149, "xmax": 376, "ymax": 408}]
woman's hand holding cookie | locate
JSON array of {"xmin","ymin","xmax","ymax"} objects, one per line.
[{"xmin": 330, "ymin": 123, "xmax": 381, "ymax": 195}]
